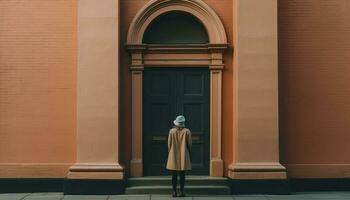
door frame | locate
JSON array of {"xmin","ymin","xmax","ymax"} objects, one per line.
[
  {"xmin": 142, "ymin": 68, "xmax": 211, "ymax": 176},
  {"xmin": 126, "ymin": 0, "xmax": 228, "ymax": 177}
]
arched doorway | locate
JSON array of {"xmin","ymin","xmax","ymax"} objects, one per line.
[
  {"xmin": 127, "ymin": 0, "xmax": 228, "ymax": 177},
  {"xmin": 143, "ymin": 11, "xmax": 210, "ymax": 176}
]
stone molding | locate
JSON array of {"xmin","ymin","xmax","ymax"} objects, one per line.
[{"xmin": 127, "ymin": 0, "xmax": 227, "ymax": 44}]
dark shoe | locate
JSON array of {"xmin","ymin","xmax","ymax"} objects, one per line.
[
  {"xmin": 172, "ymin": 191, "xmax": 177, "ymax": 197},
  {"xmin": 179, "ymin": 191, "xmax": 186, "ymax": 197}
]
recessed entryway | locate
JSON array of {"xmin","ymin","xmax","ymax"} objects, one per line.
[
  {"xmin": 143, "ymin": 68, "xmax": 210, "ymax": 176},
  {"xmin": 127, "ymin": 0, "xmax": 228, "ymax": 177}
]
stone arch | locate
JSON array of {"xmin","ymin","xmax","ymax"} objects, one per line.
[{"xmin": 127, "ymin": 0, "xmax": 227, "ymax": 45}]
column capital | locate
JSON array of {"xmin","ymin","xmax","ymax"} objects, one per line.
[
  {"xmin": 208, "ymin": 43, "xmax": 229, "ymax": 52},
  {"xmin": 130, "ymin": 65, "xmax": 144, "ymax": 71},
  {"xmin": 209, "ymin": 65, "xmax": 224, "ymax": 70},
  {"xmin": 126, "ymin": 43, "xmax": 147, "ymax": 53}
]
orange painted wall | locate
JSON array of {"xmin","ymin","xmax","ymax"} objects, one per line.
[
  {"xmin": 1, "ymin": 0, "xmax": 349, "ymax": 179},
  {"xmin": 278, "ymin": 0, "xmax": 350, "ymax": 169},
  {"xmin": 119, "ymin": 0, "xmax": 233, "ymax": 176},
  {"xmin": 0, "ymin": 0, "xmax": 77, "ymax": 175}
]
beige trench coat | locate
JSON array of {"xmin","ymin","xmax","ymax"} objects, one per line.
[{"xmin": 166, "ymin": 127, "xmax": 192, "ymax": 171}]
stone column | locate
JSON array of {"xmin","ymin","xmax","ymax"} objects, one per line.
[
  {"xmin": 209, "ymin": 47, "xmax": 226, "ymax": 177},
  {"xmin": 67, "ymin": 0, "xmax": 123, "ymax": 184},
  {"xmin": 209, "ymin": 66, "xmax": 223, "ymax": 177},
  {"xmin": 229, "ymin": 0, "xmax": 287, "ymax": 180},
  {"xmin": 128, "ymin": 45, "xmax": 146, "ymax": 177},
  {"xmin": 130, "ymin": 66, "xmax": 144, "ymax": 177}
]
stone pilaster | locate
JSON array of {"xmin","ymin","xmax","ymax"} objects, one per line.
[
  {"xmin": 229, "ymin": 0, "xmax": 287, "ymax": 180},
  {"xmin": 68, "ymin": 0, "xmax": 123, "ymax": 181}
]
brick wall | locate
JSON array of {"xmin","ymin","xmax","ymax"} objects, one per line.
[
  {"xmin": 0, "ymin": 0, "xmax": 77, "ymax": 176},
  {"xmin": 279, "ymin": 0, "xmax": 350, "ymax": 177}
]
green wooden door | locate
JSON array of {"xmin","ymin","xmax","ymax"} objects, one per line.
[{"xmin": 143, "ymin": 68, "xmax": 210, "ymax": 176}]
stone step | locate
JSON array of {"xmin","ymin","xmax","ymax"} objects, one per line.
[
  {"xmin": 127, "ymin": 176, "xmax": 229, "ymax": 187},
  {"xmin": 125, "ymin": 176, "xmax": 231, "ymax": 195},
  {"xmin": 125, "ymin": 185, "xmax": 231, "ymax": 195}
]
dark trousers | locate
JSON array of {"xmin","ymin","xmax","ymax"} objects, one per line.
[{"xmin": 172, "ymin": 170, "xmax": 185, "ymax": 192}]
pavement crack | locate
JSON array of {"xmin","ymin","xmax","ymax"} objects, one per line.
[{"xmin": 19, "ymin": 193, "xmax": 31, "ymax": 200}]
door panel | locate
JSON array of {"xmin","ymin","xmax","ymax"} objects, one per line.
[
  {"xmin": 183, "ymin": 74, "xmax": 204, "ymax": 95},
  {"xmin": 143, "ymin": 70, "xmax": 175, "ymax": 176},
  {"xmin": 177, "ymin": 70, "xmax": 210, "ymax": 175},
  {"xmin": 143, "ymin": 68, "xmax": 209, "ymax": 176}
]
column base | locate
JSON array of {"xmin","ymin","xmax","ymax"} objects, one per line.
[
  {"xmin": 65, "ymin": 163, "xmax": 124, "ymax": 195},
  {"xmin": 210, "ymin": 159, "xmax": 223, "ymax": 177},
  {"xmin": 67, "ymin": 163, "xmax": 124, "ymax": 179},
  {"xmin": 228, "ymin": 162, "xmax": 287, "ymax": 179},
  {"xmin": 130, "ymin": 159, "xmax": 142, "ymax": 177},
  {"xmin": 228, "ymin": 162, "xmax": 289, "ymax": 194}
]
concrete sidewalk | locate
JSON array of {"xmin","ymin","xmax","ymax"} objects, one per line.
[{"xmin": 1, "ymin": 192, "xmax": 350, "ymax": 200}]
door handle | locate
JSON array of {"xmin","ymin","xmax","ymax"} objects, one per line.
[
  {"xmin": 151, "ymin": 135, "xmax": 202, "ymax": 143},
  {"xmin": 192, "ymin": 135, "xmax": 201, "ymax": 143},
  {"xmin": 152, "ymin": 135, "xmax": 167, "ymax": 142}
]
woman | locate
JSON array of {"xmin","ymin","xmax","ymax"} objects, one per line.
[{"xmin": 166, "ymin": 115, "xmax": 192, "ymax": 197}]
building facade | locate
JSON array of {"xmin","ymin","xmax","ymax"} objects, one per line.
[{"xmin": 1, "ymin": 0, "xmax": 350, "ymax": 194}]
